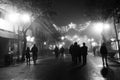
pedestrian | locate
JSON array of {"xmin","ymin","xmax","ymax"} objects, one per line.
[
  {"xmin": 9, "ymin": 48, "xmax": 14, "ymax": 65},
  {"xmin": 31, "ymin": 44, "xmax": 38, "ymax": 65},
  {"xmin": 60, "ymin": 46, "xmax": 65, "ymax": 59},
  {"xmin": 54, "ymin": 46, "xmax": 59, "ymax": 59},
  {"xmin": 78, "ymin": 45, "xmax": 82, "ymax": 63},
  {"xmin": 25, "ymin": 47, "xmax": 31, "ymax": 65},
  {"xmin": 93, "ymin": 46, "xmax": 96, "ymax": 56},
  {"xmin": 69, "ymin": 44, "xmax": 74, "ymax": 63},
  {"xmin": 81, "ymin": 42, "xmax": 88, "ymax": 65},
  {"xmin": 100, "ymin": 43, "xmax": 108, "ymax": 67},
  {"xmin": 72, "ymin": 42, "xmax": 80, "ymax": 64}
]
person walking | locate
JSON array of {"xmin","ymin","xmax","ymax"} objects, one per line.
[
  {"xmin": 72, "ymin": 42, "xmax": 80, "ymax": 64},
  {"xmin": 54, "ymin": 46, "xmax": 59, "ymax": 59},
  {"xmin": 31, "ymin": 44, "xmax": 38, "ymax": 65},
  {"xmin": 25, "ymin": 47, "xmax": 31, "ymax": 64},
  {"xmin": 81, "ymin": 42, "xmax": 88, "ymax": 65},
  {"xmin": 69, "ymin": 44, "xmax": 74, "ymax": 63},
  {"xmin": 100, "ymin": 43, "xmax": 108, "ymax": 67},
  {"xmin": 93, "ymin": 46, "xmax": 96, "ymax": 56},
  {"xmin": 60, "ymin": 46, "xmax": 65, "ymax": 59},
  {"xmin": 78, "ymin": 46, "xmax": 82, "ymax": 63}
]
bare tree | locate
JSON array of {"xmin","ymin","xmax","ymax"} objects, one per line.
[{"xmin": 7, "ymin": 0, "xmax": 59, "ymax": 61}]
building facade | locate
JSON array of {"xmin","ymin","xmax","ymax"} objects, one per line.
[{"xmin": 0, "ymin": 29, "xmax": 21, "ymax": 65}]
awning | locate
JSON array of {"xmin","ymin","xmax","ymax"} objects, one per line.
[{"xmin": 0, "ymin": 29, "xmax": 17, "ymax": 39}]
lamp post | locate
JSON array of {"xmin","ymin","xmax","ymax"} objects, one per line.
[{"xmin": 113, "ymin": 9, "xmax": 120, "ymax": 58}]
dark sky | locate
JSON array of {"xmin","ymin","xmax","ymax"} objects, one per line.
[
  {"xmin": 52, "ymin": 0, "xmax": 120, "ymax": 26},
  {"xmin": 53, "ymin": 0, "xmax": 90, "ymax": 26}
]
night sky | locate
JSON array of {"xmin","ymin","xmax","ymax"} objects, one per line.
[
  {"xmin": 53, "ymin": 0, "xmax": 90, "ymax": 26},
  {"xmin": 52, "ymin": 0, "xmax": 120, "ymax": 26}
]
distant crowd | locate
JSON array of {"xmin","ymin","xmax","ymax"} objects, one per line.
[
  {"xmin": 54, "ymin": 42, "xmax": 108, "ymax": 67},
  {"xmin": 54, "ymin": 42, "xmax": 88, "ymax": 65}
]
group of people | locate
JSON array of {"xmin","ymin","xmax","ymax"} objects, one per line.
[
  {"xmin": 69, "ymin": 42, "xmax": 88, "ymax": 65},
  {"xmin": 54, "ymin": 46, "xmax": 65, "ymax": 59},
  {"xmin": 25, "ymin": 44, "xmax": 38, "ymax": 65},
  {"xmin": 53, "ymin": 42, "xmax": 88, "ymax": 65},
  {"xmin": 69, "ymin": 42, "xmax": 108, "ymax": 67}
]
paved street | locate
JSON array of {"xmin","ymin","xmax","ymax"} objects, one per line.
[{"xmin": 0, "ymin": 53, "xmax": 119, "ymax": 80}]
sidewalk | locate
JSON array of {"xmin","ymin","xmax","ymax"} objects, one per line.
[
  {"xmin": 89, "ymin": 52, "xmax": 120, "ymax": 64},
  {"xmin": 0, "ymin": 55, "xmax": 54, "ymax": 68}
]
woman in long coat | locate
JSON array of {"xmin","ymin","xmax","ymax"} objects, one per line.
[
  {"xmin": 31, "ymin": 44, "xmax": 38, "ymax": 64},
  {"xmin": 26, "ymin": 47, "xmax": 30, "ymax": 64}
]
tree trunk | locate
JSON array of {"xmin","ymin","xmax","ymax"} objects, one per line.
[{"xmin": 21, "ymin": 32, "xmax": 27, "ymax": 62}]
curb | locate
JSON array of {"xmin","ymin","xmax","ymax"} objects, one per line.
[{"xmin": 108, "ymin": 57, "xmax": 120, "ymax": 64}]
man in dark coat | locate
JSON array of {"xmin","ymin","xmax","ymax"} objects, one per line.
[
  {"xmin": 26, "ymin": 47, "xmax": 30, "ymax": 64},
  {"xmin": 54, "ymin": 46, "xmax": 59, "ymax": 59},
  {"xmin": 81, "ymin": 42, "xmax": 88, "ymax": 65},
  {"xmin": 78, "ymin": 46, "xmax": 82, "ymax": 63},
  {"xmin": 31, "ymin": 44, "xmax": 38, "ymax": 64},
  {"xmin": 69, "ymin": 44, "xmax": 74, "ymax": 63},
  {"xmin": 100, "ymin": 43, "xmax": 108, "ymax": 67},
  {"xmin": 60, "ymin": 46, "xmax": 65, "ymax": 58},
  {"xmin": 72, "ymin": 42, "xmax": 80, "ymax": 64},
  {"xmin": 93, "ymin": 46, "xmax": 96, "ymax": 56}
]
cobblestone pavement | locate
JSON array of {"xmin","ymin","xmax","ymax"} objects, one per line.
[{"xmin": 0, "ymin": 54, "xmax": 119, "ymax": 80}]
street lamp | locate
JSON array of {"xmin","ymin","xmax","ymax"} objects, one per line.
[
  {"xmin": 93, "ymin": 22, "xmax": 110, "ymax": 34},
  {"xmin": 44, "ymin": 42, "xmax": 47, "ymax": 45},
  {"xmin": 7, "ymin": 12, "xmax": 20, "ymax": 23},
  {"xmin": 93, "ymin": 22, "xmax": 110, "ymax": 43},
  {"xmin": 61, "ymin": 36, "xmax": 65, "ymax": 40},
  {"xmin": 93, "ymin": 22, "xmax": 103, "ymax": 34},
  {"xmin": 21, "ymin": 13, "xmax": 31, "ymax": 23},
  {"xmin": 7, "ymin": 11, "xmax": 31, "ymax": 61}
]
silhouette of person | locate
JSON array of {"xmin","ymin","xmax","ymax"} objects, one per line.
[
  {"xmin": 93, "ymin": 46, "xmax": 96, "ymax": 56},
  {"xmin": 54, "ymin": 46, "xmax": 59, "ymax": 59},
  {"xmin": 81, "ymin": 42, "xmax": 88, "ymax": 65},
  {"xmin": 26, "ymin": 47, "xmax": 30, "ymax": 64},
  {"xmin": 31, "ymin": 44, "xmax": 38, "ymax": 64},
  {"xmin": 60, "ymin": 46, "xmax": 65, "ymax": 58},
  {"xmin": 100, "ymin": 43, "xmax": 108, "ymax": 67},
  {"xmin": 78, "ymin": 45, "xmax": 82, "ymax": 63},
  {"xmin": 69, "ymin": 44, "xmax": 74, "ymax": 63},
  {"xmin": 72, "ymin": 42, "xmax": 80, "ymax": 64}
]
